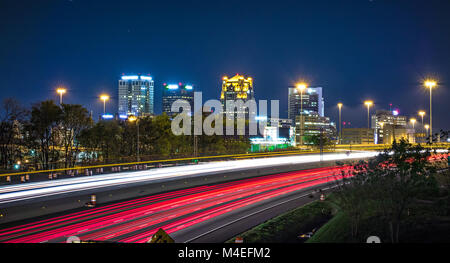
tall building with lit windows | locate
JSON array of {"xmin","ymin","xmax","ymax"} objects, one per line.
[
  {"xmin": 220, "ymin": 74, "xmax": 255, "ymax": 118},
  {"xmin": 118, "ymin": 74, "xmax": 154, "ymax": 117},
  {"xmin": 162, "ymin": 83, "xmax": 194, "ymax": 117},
  {"xmin": 288, "ymin": 87, "xmax": 324, "ymax": 122}
]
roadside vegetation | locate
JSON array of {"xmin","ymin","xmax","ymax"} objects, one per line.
[
  {"xmin": 0, "ymin": 98, "xmax": 250, "ymax": 172},
  {"xmin": 226, "ymin": 200, "xmax": 334, "ymax": 243},
  {"xmin": 309, "ymin": 140, "xmax": 450, "ymax": 243}
]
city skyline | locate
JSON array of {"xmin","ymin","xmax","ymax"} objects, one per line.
[
  {"xmin": 0, "ymin": 0, "xmax": 449, "ymax": 130},
  {"xmin": 0, "ymin": 0, "xmax": 449, "ymax": 247}
]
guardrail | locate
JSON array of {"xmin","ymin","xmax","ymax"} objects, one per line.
[{"xmin": 0, "ymin": 149, "xmax": 336, "ymax": 185}]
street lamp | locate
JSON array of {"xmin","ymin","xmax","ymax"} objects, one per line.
[
  {"xmin": 364, "ymin": 100, "xmax": 373, "ymax": 144},
  {"xmin": 424, "ymin": 124, "xmax": 430, "ymax": 139},
  {"xmin": 410, "ymin": 118, "xmax": 416, "ymax": 129},
  {"xmin": 100, "ymin": 94, "xmax": 110, "ymax": 115},
  {"xmin": 337, "ymin": 103, "xmax": 343, "ymax": 144},
  {"xmin": 56, "ymin": 87, "xmax": 66, "ymax": 105},
  {"xmin": 424, "ymin": 80, "xmax": 437, "ymax": 143},
  {"xmin": 418, "ymin": 111, "xmax": 425, "ymax": 126},
  {"xmin": 296, "ymin": 83, "xmax": 307, "ymax": 146},
  {"xmin": 128, "ymin": 115, "xmax": 140, "ymax": 162}
]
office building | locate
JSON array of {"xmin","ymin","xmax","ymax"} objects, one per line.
[
  {"xmin": 295, "ymin": 113, "xmax": 336, "ymax": 145},
  {"xmin": 371, "ymin": 110, "xmax": 407, "ymax": 144},
  {"xmin": 118, "ymin": 74, "xmax": 154, "ymax": 117},
  {"xmin": 341, "ymin": 128, "xmax": 375, "ymax": 145},
  {"xmin": 288, "ymin": 87, "xmax": 324, "ymax": 122},
  {"xmin": 162, "ymin": 83, "xmax": 194, "ymax": 117},
  {"xmin": 220, "ymin": 74, "xmax": 255, "ymax": 119}
]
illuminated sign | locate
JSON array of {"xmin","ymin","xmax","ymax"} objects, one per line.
[
  {"xmin": 185, "ymin": 85, "xmax": 193, "ymax": 90},
  {"xmin": 121, "ymin": 75, "xmax": 139, "ymax": 80},
  {"xmin": 140, "ymin": 76, "xmax": 152, "ymax": 81},
  {"xmin": 167, "ymin": 84, "xmax": 179, "ymax": 90},
  {"xmin": 102, "ymin": 114, "xmax": 114, "ymax": 119}
]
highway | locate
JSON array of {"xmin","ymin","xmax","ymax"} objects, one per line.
[
  {"xmin": 0, "ymin": 152, "xmax": 377, "ymax": 206},
  {"xmin": 0, "ymin": 165, "xmax": 353, "ymax": 243}
]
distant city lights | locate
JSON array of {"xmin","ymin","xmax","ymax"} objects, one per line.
[
  {"xmin": 167, "ymin": 84, "xmax": 179, "ymax": 90},
  {"xmin": 102, "ymin": 114, "xmax": 114, "ymax": 119}
]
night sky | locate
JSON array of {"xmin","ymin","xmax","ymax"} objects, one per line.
[{"xmin": 1, "ymin": 0, "xmax": 449, "ymax": 129}]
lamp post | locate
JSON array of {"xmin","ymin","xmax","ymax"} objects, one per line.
[
  {"xmin": 337, "ymin": 103, "xmax": 343, "ymax": 144},
  {"xmin": 418, "ymin": 111, "xmax": 426, "ymax": 143},
  {"xmin": 424, "ymin": 124, "xmax": 430, "ymax": 139},
  {"xmin": 410, "ymin": 118, "xmax": 417, "ymax": 143},
  {"xmin": 418, "ymin": 111, "xmax": 425, "ymax": 126},
  {"xmin": 100, "ymin": 94, "xmax": 110, "ymax": 115},
  {"xmin": 364, "ymin": 101, "xmax": 373, "ymax": 144},
  {"xmin": 424, "ymin": 80, "xmax": 437, "ymax": 143},
  {"xmin": 128, "ymin": 115, "xmax": 140, "ymax": 162},
  {"xmin": 56, "ymin": 87, "xmax": 66, "ymax": 105},
  {"xmin": 296, "ymin": 83, "xmax": 307, "ymax": 146},
  {"xmin": 410, "ymin": 118, "xmax": 416, "ymax": 129}
]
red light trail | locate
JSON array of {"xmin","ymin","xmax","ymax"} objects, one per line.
[{"xmin": 0, "ymin": 166, "xmax": 353, "ymax": 243}]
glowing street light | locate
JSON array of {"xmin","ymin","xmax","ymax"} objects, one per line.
[
  {"xmin": 410, "ymin": 118, "xmax": 416, "ymax": 129},
  {"xmin": 296, "ymin": 82, "xmax": 308, "ymax": 146},
  {"xmin": 337, "ymin": 103, "xmax": 343, "ymax": 144},
  {"xmin": 364, "ymin": 100, "xmax": 373, "ymax": 144},
  {"xmin": 424, "ymin": 124, "xmax": 430, "ymax": 138},
  {"xmin": 56, "ymin": 87, "xmax": 66, "ymax": 105},
  {"xmin": 424, "ymin": 80, "xmax": 437, "ymax": 143},
  {"xmin": 128, "ymin": 115, "xmax": 140, "ymax": 161},
  {"xmin": 100, "ymin": 94, "xmax": 110, "ymax": 114},
  {"xmin": 418, "ymin": 111, "xmax": 426, "ymax": 126}
]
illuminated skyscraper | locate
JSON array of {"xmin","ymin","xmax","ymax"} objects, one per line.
[
  {"xmin": 220, "ymin": 74, "xmax": 255, "ymax": 118},
  {"xmin": 118, "ymin": 74, "xmax": 154, "ymax": 117},
  {"xmin": 162, "ymin": 83, "xmax": 194, "ymax": 117},
  {"xmin": 288, "ymin": 87, "xmax": 324, "ymax": 121}
]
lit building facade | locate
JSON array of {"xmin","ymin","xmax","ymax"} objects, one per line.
[
  {"xmin": 341, "ymin": 128, "xmax": 375, "ymax": 145},
  {"xmin": 295, "ymin": 113, "xmax": 336, "ymax": 145},
  {"xmin": 250, "ymin": 118, "xmax": 295, "ymax": 152},
  {"xmin": 220, "ymin": 74, "xmax": 255, "ymax": 119},
  {"xmin": 378, "ymin": 125, "xmax": 416, "ymax": 144},
  {"xmin": 118, "ymin": 74, "xmax": 154, "ymax": 117},
  {"xmin": 162, "ymin": 83, "xmax": 194, "ymax": 117},
  {"xmin": 288, "ymin": 87, "xmax": 324, "ymax": 122},
  {"xmin": 371, "ymin": 110, "xmax": 407, "ymax": 144}
]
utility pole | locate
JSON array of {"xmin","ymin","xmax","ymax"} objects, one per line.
[
  {"xmin": 193, "ymin": 135, "xmax": 198, "ymax": 158},
  {"xmin": 319, "ymin": 128, "xmax": 324, "ymax": 162}
]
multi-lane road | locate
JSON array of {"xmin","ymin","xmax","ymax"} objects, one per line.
[
  {"xmin": 0, "ymin": 152, "xmax": 377, "ymax": 205},
  {"xmin": 0, "ymin": 165, "xmax": 353, "ymax": 243}
]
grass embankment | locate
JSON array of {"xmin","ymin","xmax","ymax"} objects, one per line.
[
  {"xmin": 226, "ymin": 201, "xmax": 333, "ymax": 243},
  {"xmin": 308, "ymin": 170, "xmax": 450, "ymax": 243},
  {"xmin": 306, "ymin": 212, "xmax": 350, "ymax": 243}
]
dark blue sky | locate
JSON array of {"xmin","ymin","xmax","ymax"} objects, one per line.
[{"xmin": 1, "ymin": 0, "xmax": 449, "ymax": 129}]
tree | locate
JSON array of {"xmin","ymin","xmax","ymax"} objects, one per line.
[
  {"xmin": 0, "ymin": 98, "xmax": 27, "ymax": 169},
  {"xmin": 304, "ymin": 132, "xmax": 334, "ymax": 149},
  {"xmin": 26, "ymin": 100, "xmax": 62, "ymax": 170},
  {"xmin": 59, "ymin": 104, "xmax": 92, "ymax": 168},
  {"xmin": 338, "ymin": 139, "xmax": 438, "ymax": 242}
]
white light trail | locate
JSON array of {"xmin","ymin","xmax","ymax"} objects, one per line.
[{"xmin": 0, "ymin": 152, "xmax": 378, "ymax": 205}]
